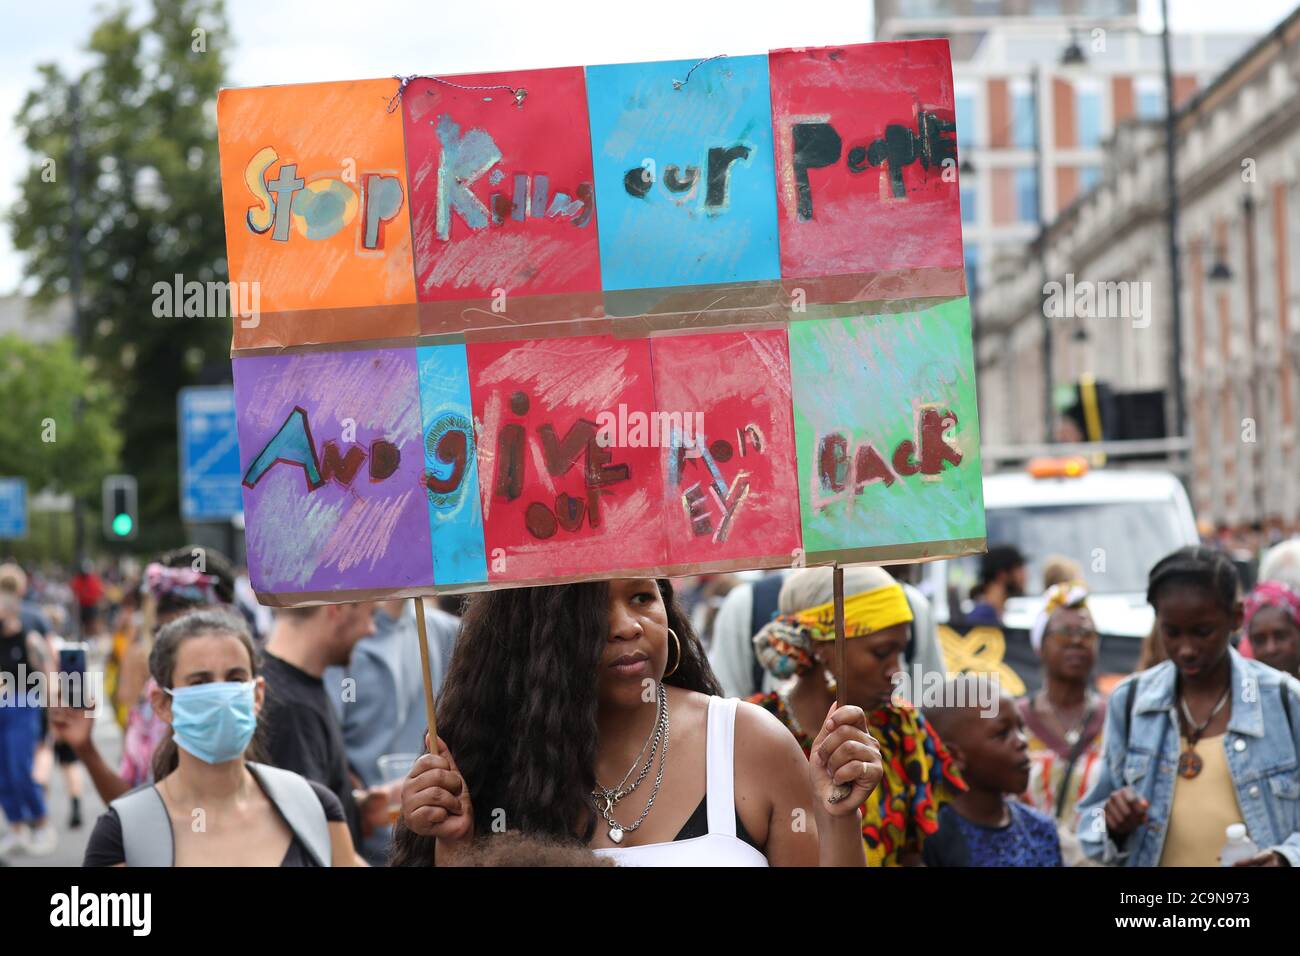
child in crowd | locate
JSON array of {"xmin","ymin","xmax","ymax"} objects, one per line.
[{"xmin": 923, "ymin": 677, "xmax": 1063, "ymax": 867}]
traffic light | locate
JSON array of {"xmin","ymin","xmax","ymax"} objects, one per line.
[{"xmin": 102, "ymin": 475, "xmax": 138, "ymax": 541}]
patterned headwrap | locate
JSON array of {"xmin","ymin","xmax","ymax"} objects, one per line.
[
  {"xmin": 141, "ymin": 562, "xmax": 220, "ymax": 607},
  {"xmin": 784, "ymin": 584, "xmax": 913, "ymax": 642},
  {"xmin": 1244, "ymin": 581, "xmax": 1300, "ymax": 633},
  {"xmin": 752, "ymin": 573, "xmax": 913, "ymax": 679},
  {"xmin": 1030, "ymin": 581, "xmax": 1090, "ymax": 654}
]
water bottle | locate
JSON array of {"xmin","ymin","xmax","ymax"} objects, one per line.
[{"xmin": 1219, "ymin": 823, "xmax": 1258, "ymax": 866}]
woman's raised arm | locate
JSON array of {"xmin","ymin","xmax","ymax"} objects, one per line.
[{"xmin": 734, "ymin": 701, "xmax": 880, "ymax": 867}]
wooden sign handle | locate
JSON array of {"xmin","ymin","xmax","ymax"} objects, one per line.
[
  {"xmin": 414, "ymin": 597, "xmax": 439, "ymax": 750},
  {"xmin": 828, "ymin": 563, "xmax": 852, "ymax": 804}
]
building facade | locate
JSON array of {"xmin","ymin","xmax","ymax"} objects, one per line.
[
  {"xmin": 975, "ymin": 8, "xmax": 1300, "ymax": 532},
  {"xmin": 876, "ymin": 0, "xmax": 1252, "ymax": 311}
]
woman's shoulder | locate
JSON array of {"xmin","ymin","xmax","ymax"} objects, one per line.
[
  {"xmin": 247, "ymin": 762, "xmax": 347, "ymax": 823},
  {"xmin": 1112, "ymin": 661, "xmax": 1174, "ymax": 703},
  {"xmin": 663, "ymin": 684, "xmax": 713, "ymax": 720},
  {"xmin": 83, "ymin": 808, "xmax": 125, "ymax": 867},
  {"xmin": 664, "ymin": 688, "xmax": 805, "ymax": 761},
  {"xmin": 305, "ymin": 779, "xmax": 347, "ymax": 823},
  {"xmin": 733, "ymin": 695, "xmax": 811, "ymax": 760},
  {"xmin": 1237, "ymin": 654, "xmax": 1300, "ymax": 699}
]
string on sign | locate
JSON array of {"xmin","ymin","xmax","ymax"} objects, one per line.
[
  {"xmin": 673, "ymin": 54, "xmax": 727, "ymax": 90},
  {"xmin": 386, "ymin": 74, "xmax": 528, "ymax": 113}
]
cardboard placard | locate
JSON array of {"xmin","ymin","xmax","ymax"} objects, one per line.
[{"xmin": 216, "ymin": 40, "xmax": 984, "ymax": 604}]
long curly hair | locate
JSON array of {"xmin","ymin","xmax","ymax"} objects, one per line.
[{"xmin": 390, "ymin": 578, "xmax": 720, "ymax": 865}]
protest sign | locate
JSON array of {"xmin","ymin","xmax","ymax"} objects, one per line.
[{"xmin": 217, "ymin": 40, "xmax": 984, "ymax": 604}]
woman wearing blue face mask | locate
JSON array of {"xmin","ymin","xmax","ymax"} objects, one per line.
[{"xmin": 83, "ymin": 610, "xmax": 358, "ymax": 867}]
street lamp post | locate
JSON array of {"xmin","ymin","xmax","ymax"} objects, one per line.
[
  {"xmin": 1032, "ymin": 64, "xmax": 1054, "ymax": 440},
  {"xmin": 68, "ymin": 86, "xmax": 86, "ymax": 565},
  {"xmin": 1161, "ymin": 0, "xmax": 1187, "ymax": 444}
]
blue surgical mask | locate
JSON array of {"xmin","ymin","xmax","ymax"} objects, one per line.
[{"xmin": 165, "ymin": 681, "xmax": 257, "ymax": 765}]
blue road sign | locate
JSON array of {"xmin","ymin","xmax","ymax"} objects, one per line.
[
  {"xmin": 0, "ymin": 478, "xmax": 27, "ymax": 539},
  {"xmin": 179, "ymin": 387, "xmax": 243, "ymax": 522}
]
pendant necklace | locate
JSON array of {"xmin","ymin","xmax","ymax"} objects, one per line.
[
  {"xmin": 1176, "ymin": 685, "xmax": 1230, "ymax": 779},
  {"xmin": 593, "ymin": 683, "xmax": 664, "ymax": 810},
  {"xmin": 593, "ymin": 682, "xmax": 670, "ymax": 844},
  {"xmin": 1040, "ymin": 690, "xmax": 1092, "ymax": 748}
]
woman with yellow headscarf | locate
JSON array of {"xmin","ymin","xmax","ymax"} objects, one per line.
[{"xmin": 749, "ymin": 567, "xmax": 965, "ymax": 866}]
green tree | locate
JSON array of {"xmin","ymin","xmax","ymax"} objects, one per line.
[
  {"xmin": 0, "ymin": 333, "xmax": 122, "ymax": 503},
  {"xmin": 8, "ymin": 0, "xmax": 232, "ymax": 552}
]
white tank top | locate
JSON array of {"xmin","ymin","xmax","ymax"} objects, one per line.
[{"xmin": 593, "ymin": 696, "xmax": 769, "ymax": 867}]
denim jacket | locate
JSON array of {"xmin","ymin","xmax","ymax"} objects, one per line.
[{"xmin": 1076, "ymin": 648, "xmax": 1300, "ymax": 866}]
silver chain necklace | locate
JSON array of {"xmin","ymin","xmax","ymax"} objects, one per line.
[
  {"xmin": 594, "ymin": 684, "xmax": 664, "ymax": 805},
  {"xmin": 593, "ymin": 682, "xmax": 670, "ymax": 844}
]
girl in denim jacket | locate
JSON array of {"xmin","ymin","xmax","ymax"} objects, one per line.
[{"xmin": 1077, "ymin": 547, "xmax": 1300, "ymax": 866}]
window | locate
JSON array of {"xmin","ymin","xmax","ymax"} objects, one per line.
[
  {"xmin": 1079, "ymin": 165, "xmax": 1102, "ymax": 192},
  {"xmin": 900, "ymin": 0, "xmax": 950, "ymax": 14},
  {"xmin": 956, "ymin": 92, "xmax": 976, "ymax": 148},
  {"xmin": 1077, "ymin": 86, "xmax": 1103, "ymax": 147},
  {"xmin": 1006, "ymin": 36, "xmax": 1073, "ymax": 62},
  {"xmin": 1082, "ymin": 0, "xmax": 1129, "ymax": 15},
  {"xmin": 1015, "ymin": 168, "xmax": 1039, "ymax": 222},
  {"xmin": 1012, "ymin": 89, "xmax": 1036, "ymax": 149},
  {"xmin": 1137, "ymin": 85, "xmax": 1164, "ymax": 119},
  {"xmin": 961, "ymin": 185, "xmax": 977, "ymax": 223}
]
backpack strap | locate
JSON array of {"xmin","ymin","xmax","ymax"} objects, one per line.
[
  {"xmin": 110, "ymin": 786, "xmax": 174, "ymax": 868},
  {"xmin": 248, "ymin": 762, "xmax": 332, "ymax": 867}
]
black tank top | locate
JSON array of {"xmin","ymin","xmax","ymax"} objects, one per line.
[{"xmin": 672, "ymin": 795, "xmax": 761, "ymax": 849}]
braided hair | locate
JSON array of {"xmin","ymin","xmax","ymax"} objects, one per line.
[
  {"xmin": 1146, "ymin": 546, "xmax": 1240, "ymax": 615},
  {"xmin": 389, "ymin": 578, "xmax": 719, "ymax": 866}
]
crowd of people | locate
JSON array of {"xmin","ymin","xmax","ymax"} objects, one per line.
[{"xmin": 0, "ymin": 534, "xmax": 1296, "ymax": 867}]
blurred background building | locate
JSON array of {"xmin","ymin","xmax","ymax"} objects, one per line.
[{"xmin": 879, "ymin": 0, "xmax": 1298, "ymax": 534}]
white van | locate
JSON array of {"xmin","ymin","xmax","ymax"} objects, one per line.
[{"xmin": 920, "ymin": 463, "xmax": 1200, "ymax": 646}]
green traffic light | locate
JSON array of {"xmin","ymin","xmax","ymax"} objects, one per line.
[{"xmin": 112, "ymin": 513, "xmax": 134, "ymax": 537}]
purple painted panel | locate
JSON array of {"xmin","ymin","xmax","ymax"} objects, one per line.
[{"xmin": 233, "ymin": 348, "xmax": 434, "ymax": 595}]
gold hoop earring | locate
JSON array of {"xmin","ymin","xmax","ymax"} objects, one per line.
[{"xmin": 664, "ymin": 628, "xmax": 681, "ymax": 678}]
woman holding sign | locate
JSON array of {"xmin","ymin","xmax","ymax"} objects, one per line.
[{"xmin": 392, "ymin": 578, "xmax": 880, "ymax": 866}]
